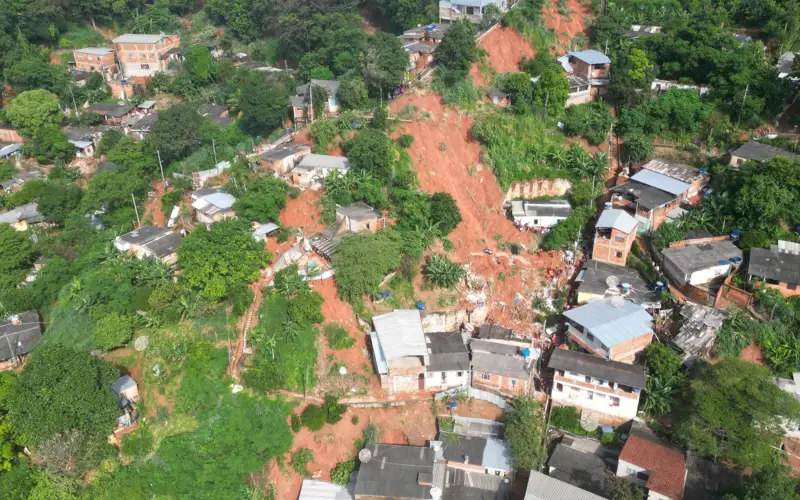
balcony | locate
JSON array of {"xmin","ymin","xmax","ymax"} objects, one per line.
[{"xmin": 567, "ymin": 324, "xmax": 609, "ymax": 358}]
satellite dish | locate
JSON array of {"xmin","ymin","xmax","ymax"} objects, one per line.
[
  {"xmin": 134, "ymin": 336, "xmax": 149, "ymax": 352},
  {"xmin": 358, "ymin": 448, "xmax": 372, "ymax": 463},
  {"xmin": 605, "ymin": 275, "xmax": 620, "ymax": 289},
  {"xmin": 610, "ymin": 296, "xmax": 625, "ymax": 308}
]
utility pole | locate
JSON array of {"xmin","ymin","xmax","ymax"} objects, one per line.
[
  {"xmin": 156, "ymin": 150, "xmax": 166, "ymax": 185},
  {"xmin": 544, "ymin": 92, "xmax": 549, "ymax": 120},
  {"xmin": 212, "ymin": 139, "xmax": 217, "ymax": 164},
  {"xmin": 736, "ymin": 84, "xmax": 749, "ymax": 127},
  {"xmin": 69, "ymin": 86, "xmax": 80, "ymax": 117},
  {"xmin": 131, "ymin": 193, "xmax": 141, "ymax": 227}
]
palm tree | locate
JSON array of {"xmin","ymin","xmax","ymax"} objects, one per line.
[
  {"xmin": 262, "ymin": 332, "xmax": 278, "ymax": 360},
  {"xmin": 548, "ymin": 147, "xmax": 568, "ymax": 169}
]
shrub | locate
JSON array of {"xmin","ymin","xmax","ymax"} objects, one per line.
[
  {"xmin": 330, "ymin": 460, "xmax": 356, "ymax": 485},
  {"xmin": 121, "ymin": 427, "xmax": 154, "ymax": 458},
  {"xmin": 397, "ymin": 134, "xmax": 414, "ymax": 148},
  {"xmin": 291, "ymin": 448, "xmax": 314, "ymax": 477},
  {"xmin": 442, "ymin": 238, "xmax": 454, "ymax": 252},
  {"xmin": 323, "ymin": 395, "xmax": 346, "ymax": 425},
  {"xmin": 325, "ymin": 324, "xmax": 355, "ymax": 350},
  {"xmin": 301, "ymin": 404, "xmax": 327, "ymax": 431},
  {"xmin": 92, "ymin": 313, "xmax": 134, "ymax": 350},
  {"xmin": 423, "ymin": 254, "xmax": 465, "ymax": 289},
  {"xmin": 562, "ymin": 102, "xmax": 614, "ymax": 145},
  {"xmin": 362, "ymin": 423, "xmax": 379, "ymax": 445},
  {"xmin": 549, "ymin": 406, "xmax": 584, "ymax": 434},
  {"xmin": 351, "ymin": 416, "xmax": 359, "ymax": 425},
  {"xmin": 291, "ymin": 414, "xmax": 302, "ymax": 433}
]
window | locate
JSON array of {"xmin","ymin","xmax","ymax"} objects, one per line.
[
  {"xmin": 141, "ymin": 64, "xmax": 150, "ymax": 69},
  {"xmin": 615, "ymin": 251, "xmax": 623, "ymax": 258},
  {"xmin": 626, "ymin": 468, "xmax": 638, "ymax": 475},
  {"xmin": 456, "ymin": 371, "xmax": 463, "ymax": 377},
  {"xmin": 585, "ymin": 376, "xmax": 591, "ymax": 383},
  {"xmin": 789, "ymin": 284, "xmax": 798, "ymax": 291},
  {"xmin": 636, "ymin": 471, "xmax": 650, "ymax": 481},
  {"xmin": 441, "ymin": 372, "xmax": 447, "ymax": 382},
  {"xmin": 586, "ymin": 332, "xmax": 595, "ymax": 341},
  {"xmin": 481, "ymin": 373, "xmax": 491, "ymax": 381},
  {"xmin": 556, "ymin": 383, "xmax": 564, "ymax": 392},
  {"xmin": 533, "ymin": 218, "xmax": 539, "ymax": 225},
  {"xmin": 571, "ymin": 386, "xmax": 580, "ymax": 393},
  {"xmin": 587, "ymin": 391, "xmax": 594, "ymax": 400},
  {"xmin": 595, "ymin": 393, "xmax": 606, "ymax": 400},
  {"xmin": 614, "ymin": 235, "xmax": 625, "ymax": 243},
  {"xmin": 511, "ymin": 379, "xmax": 518, "ymax": 387},
  {"xmin": 557, "ymin": 370, "xmax": 565, "ymax": 377},
  {"xmin": 736, "ymin": 158, "xmax": 744, "ymax": 166},
  {"xmin": 466, "ymin": 6, "xmax": 474, "ymax": 14},
  {"xmin": 610, "ymin": 396, "xmax": 620, "ymax": 407},
  {"xmin": 427, "ymin": 372, "xmax": 434, "ymax": 378}
]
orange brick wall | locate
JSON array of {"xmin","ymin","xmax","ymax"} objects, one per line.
[
  {"xmin": 473, "ymin": 371, "xmax": 528, "ymax": 395},
  {"xmin": 74, "ymin": 51, "xmax": 117, "ymax": 73},
  {"xmin": 608, "ymin": 333, "xmax": 653, "ymax": 363},
  {"xmin": 668, "ymin": 235, "xmax": 731, "ymax": 249},
  {"xmin": 0, "ymin": 128, "xmax": 24, "ymax": 142},
  {"xmin": 593, "ymin": 227, "xmax": 635, "ymax": 266}
]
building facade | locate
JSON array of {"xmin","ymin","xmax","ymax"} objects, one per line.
[
  {"xmin": 73, "ymin": 48, "xmax": 118, "ymax": 79},
  {"xmin": 592, "ymin": 209, "xmax": 639, "ymax": 266},
  {"xmin": 113, "ymin": 34, "xmax": 181, "ymax": 82}
]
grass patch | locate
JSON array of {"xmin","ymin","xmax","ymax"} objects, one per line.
[{"xmin": 324, "ymin": 324, "xmax": 355, "ymax": 350}]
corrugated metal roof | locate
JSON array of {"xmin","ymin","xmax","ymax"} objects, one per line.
[
  {"xmin": 631, "ymin": 169, "xmax": 691, "ymax": 196},
  {"xmin": 595, "ymin": 209, "xmax": 638, "ymax": 234},
  {"xmin": 75, "ymin": 47, "xmax": 114, "ymax": 56},
  {"xmin": 482, "ymin": 438, "xmax": 512, "ymax": 471},
  {"xmin": 641, "ymin": 158, "xmax": 699, "ymax": 183},
  {"xmin": 369, "ymin": 331, "xmax": 388, "ymax": 375},
  {"xmin": 298, "ymin": 154, "xmax": 349, "ymax": 170},
  {"xmin": 0, "ymin": 143, "xmax": 23, "ymax": 157},
  {"xmin": 372, "ymin": 310, "xmax": 427, "ymax": 361},
  {"xmin": 201, "ymin": 192, "xmax": 235, "ymax": 209},
  {"xmin": 524, "ymin": 471, "xmax": 606, "ymax": 500},
  {"xmin": 563, "ymin": 299, "xmax": 653, "ymax": 348},
  {"xmin": 567, "ymin": 50, "xmax": 610, "ymax": 65},
  {"xmin": 298, "ymin": 479, "xmax": 355, "ymax": 500},
  {"xmin": 749, "ymin": 247, "xmax": 800, "ymax": 285}
]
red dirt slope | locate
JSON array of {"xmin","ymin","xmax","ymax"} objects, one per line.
[
  {"xmin": 470, "ymin": 27, "xmax": 535, "ymax": 85},
  {"xmin": 544, "ymin": 0, "xmax": 591, "ymax": 49}
]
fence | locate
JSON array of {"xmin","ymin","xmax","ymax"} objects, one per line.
[{"xmin": 435, "ymin": 387, "xmax": 508, "ymax": 410}]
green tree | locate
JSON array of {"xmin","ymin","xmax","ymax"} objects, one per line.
[
  {"xmin": 148, "ymin": 103, "xmax": 204, "ymax": 163},
  {"xmin": 429, "ymin": 192, "xmax": 462, "ymax": 235},
  {"xmin": 607, "ymin": 476, "xmax": 645, "ymax": 500},
  {"xmin": 0, "ymin": 225, "xmax": 36, "ymax": 290},
  {"xmin": 91, "ymin": 313, "xmax": 134, "ymax": 350},
  {"xmin": 676, "ymin": 357, "xmax": 800, "ymax": 470},
  {"xmin": 232, "ymin": 178, "xmax": 288, "ymax": 222},
  {"xmin": 343, "ymin": 129, "xmax": 394, "ymax": 181},
  {"xmin": 185, "ymin": 45, "xmax": 214, "ymax": 85},
  {"xmin": 238, "ymin": 82, "xmax": 289, "ymax": 136},
  {"xmin": 504, "ymin": 396, "xmax": 545, "ymax": 470},
  {"xmin": 6, "ymin": 90, "xmax": 63, "ymax": 137},
  {"xmin": 531, "ymin": 66, "xmax": 569, "ymax": 118},
  {"xmin": 37, "ymin": 181, "xmax": 83, "ymax": 226},
  {"xmin": 502, "ymin": 72, "xmax": 533, "ymax": 109},
  {"xmin": 5, "ymin": 344, "xmax": 119, "ymax": 468},
  {"xmin": 0, "ymin": 372, "xmax": 22, "ymax": 472},
  {"xmin": 642, "ymin": 343, "xmax": 685, "ymax": 417},
  {"xmin": 338, "ymin": 76, "xmax": 368, "ymax": 110},
  {"xmin": 331, "ymin": 230, "xmax": 403, "ymax": 302},
  {"xmin": 361, "ymin": 32, "xmax": 408, "ymax": 96},
  {"xmin": 434, "ymin": 19, "xmax": 477, "ymax": 78},
  {"xmin": 729, "ymin": 459, "xmax": 800, "ymax": 500},
  {"xmin": 22, "ymin": 125, "xmax": 74, "ymax": 165},
  {"xmin": 177, "ymin": 219, "xmax": 270, "ymax": 300}
]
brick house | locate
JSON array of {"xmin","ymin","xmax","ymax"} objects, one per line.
[
  {"xmin": 547, "ymin": 347, "xmax": 646, "ymax": 423},
  {"xmin": 258, "ymin": 144, "xmax": 311, "ymax": 175},
  {"xmin": 748, "ymin": 241, "xmax": 800, "ymax": 297},
  {"xmin": 85, "ymin": 102, "xmax": 136, "ymax": 124},
  {"xmin": 575, "ymin": 259, "xmax": 661, "ymax": 309},
  {"xmin": 112, "ymin": 33, "xmax": 181, "ymax": 83},
  {"xmin": 470, "ymin": 338, "xmax": 534, "ymax": 395},
  {"xmin": 290, "ymin": 80, "xmax": 340, "ymax": 126},
  {"xmin": 563, "ymin": 298, "xmax": 654, "ymax": 364},
  {"xmin": 557, "ymin": 50, "xmax": 610, "ymax": 106},
  {"xmin": 637, "ymin": 158, "xmax": 707, "ymax": 203},
  {"xmin": 0, "ymin": 126, "xmax": 24, "ymax": 143},
  {"xmin": 404, "ymin": 42, "xmax": 436, "ymax": 79},
  {"xmin": 616, "ymin": 422, "xmax": 687, "ymax": 500},
  {"xmin": 73, "ymin": 47, "xmax": 118, "ymax": 80},
  {"xmin": 370, "ymin": 309, "xmax": 429, "ymax": 393},
  {"xmin": 592, "ymin": 209, "xmax": 639, "ymax": 266}
]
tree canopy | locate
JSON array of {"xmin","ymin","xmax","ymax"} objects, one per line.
[
  {"xmin": 504, "ymin": 396, "xmax": 546, "ymax": 470},
  {"xmin": 5, "ymin": 90, "xmax": 63, "ymax": 137},
  {"xmin": 331, "ymin": 229, "xmax": 403, "ymax": 302}
]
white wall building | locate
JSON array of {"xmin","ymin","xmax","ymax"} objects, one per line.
[{"xmin": 510, "ymin": 199, "xmax": 572, "ymax": 229}]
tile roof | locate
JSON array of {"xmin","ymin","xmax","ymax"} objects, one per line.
[
  {"xmin": 110, "ymin": 375, "xmax": 137, "ymax": 395},
  {"xmin": 595, "ymin": 209, "xmax": 638, "ymax": 234},
  {"xmin": 425, "ymin": 332, "xmax": 469, "ymax": 372},
  {"xmin": 524, "ymin": 471, "xmax": 606, "ymax": 500},
  {"xmin": 86, "ymin": 102, "xmax": 135, "ymax": 117},
  {"xmin": 731, "ymin": 141, "xmax": 798, "ymax": 163},
  {"xmin": 372, "ymin": 310, "xmax": 427, "ymax": 361},
  {"xmin": 0, "ymin": 202, "xmax": 42, "ymax": 225},
  {"xmin": 471, "ymin": 351, "xmax": 532, "ymax": 379},
  {"xmin": 563, "ymin": 299, "xmax": 653, "ymax": 349},
  {"xmin": 477, "ymin": 323, "xmax": 526, "ymax": 342},
  {"xmin": 619, "ymin": 422, "xmax": 686, "ymax": 500},
  {"xmin": 749, "ymin": 247, "xmax": 800, "ymax": 285},
  {"xmin": 547, "ymin": 348, "xmax": 646, "ymax": 388}
]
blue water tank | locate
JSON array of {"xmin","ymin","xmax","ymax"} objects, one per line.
[
  {"xmin": 604, "ymin": 202, "xmax": 612, "ymax": 209},
  {"xmin": 718, "ymin": 260, "xmax": 730, "ymax": 265},
  {"xmin": 521, "ymin": 348, "xmax": 531, "ymax": 358},
  {"xmin": 415, "ymin": 301, "xmax": 427, "ymax": 311},
  {"xmin": 601, "ymin": 426, "xmax": 614, "ymax": 434},
  {"xmin": 731, "ymin": 229, "xmax": 741, "ymax": 238},
  {"xmin": 447, "ymin": 401, "xmax": 457, "ymax": 410},
  {"xmin": 730, "ymin": 256, "xmax": 742, "ymax": 263},
  {"xmin": 699, "ymin": 168, "xmax": 707, "ymax": 175}
]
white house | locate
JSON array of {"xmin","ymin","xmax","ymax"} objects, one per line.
[
  {"xmin": 509, "ymin": 199, "xmax": 572, "ymax": 229},
  {"xmin": 290, "ymin": 154, "xmax": 349, "ymax": 188},
  {"xmin": 547, "ymin": 348, "xmax": 645, "ymax": 422},
  {"xmin": 423, "ymin": 332, "xmax": 470, "ymax": 390},
  {"xmin": 114, "ymin": 225, "xmax": 183, "ymax": 265},
  {"xmin": 190, "ymin": 189, "xmax": 236, "ymax": 225},
  {"xmin": 661, "ymin": 240, "xmax": 743, "ymax": 287},
  {"xmin": 370, "ymin": 309, "xmax": 429, "ymax": 393}
]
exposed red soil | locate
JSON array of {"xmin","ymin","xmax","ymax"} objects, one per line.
[
  {"xmin": 543, "ymin": 0, "xmax": 591, "ymax": 49},
  {"xmin": 280, "ymin": 189, "xmax": 327, "ymax": 235},
  {"xmin": 388, "ymin": 93, "xmax": 566, "ymax": 332},
  {"xmin": 142, "ymin": 181, "xmax": 166, "ymax": 227},
  {"xmin": 470, "ymin": 27, "xmax": 535, "ymax": 85},
  {"xmin": 436, "ymin": 399, "xmax": 504, "ymax": 421},
  {"xmin": 740, "ymin": 342, "xmax": 766, "ymax": 366},
  {"xmin": 268, "ymin": 401, "xmax": 437, "ymax": 499}
]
